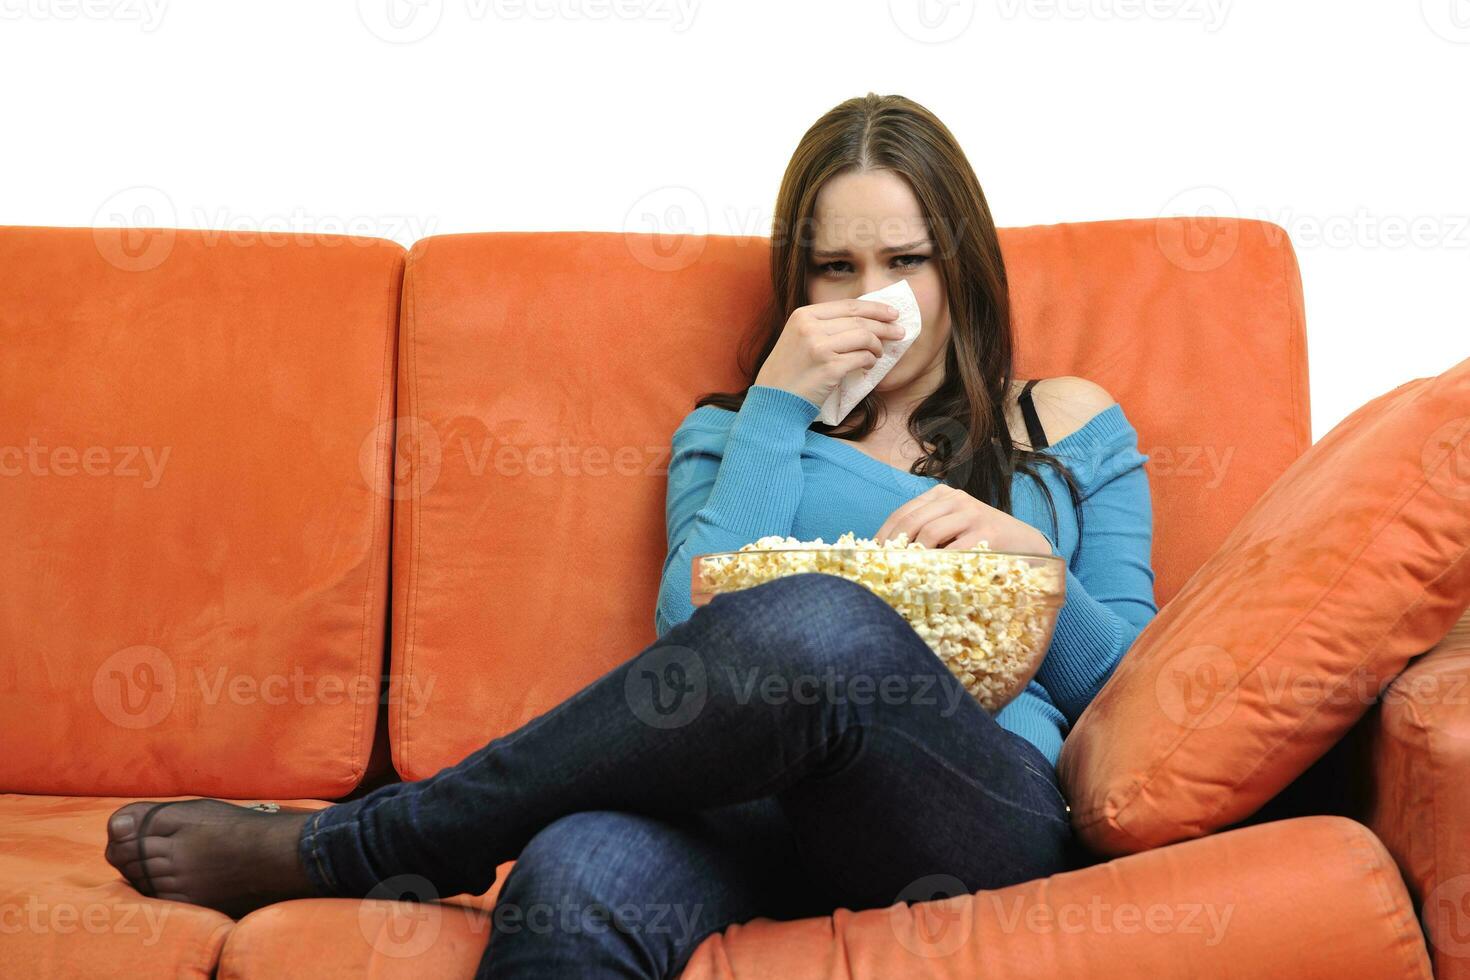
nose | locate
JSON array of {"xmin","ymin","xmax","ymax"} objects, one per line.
[{"xmin": 861, "ymin": 274, "xmax": 896, "ymax": 297}]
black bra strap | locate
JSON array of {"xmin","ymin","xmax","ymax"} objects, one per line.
[{"xmin": 1018, "ymin": 379, "xmax": 1049, "ymax": 449}]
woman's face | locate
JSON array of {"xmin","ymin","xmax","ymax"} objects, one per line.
[{"xmin": 803, "ymin": 168, "xmax": 951, "ymax": 408}]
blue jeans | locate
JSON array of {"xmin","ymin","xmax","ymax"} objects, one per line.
[{"xmin": 298, "ymin": 573, "xmax": 1079, "ymax": 977}]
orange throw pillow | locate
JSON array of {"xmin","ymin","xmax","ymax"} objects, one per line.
[{"xmin": 1059, "ymin": 356, "xmax": 1470, "ymax": 856}]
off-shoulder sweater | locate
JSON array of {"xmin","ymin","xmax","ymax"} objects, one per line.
[{"xmin": 654, "ymin": 384, "xmax": 1159, "ymax": 768}]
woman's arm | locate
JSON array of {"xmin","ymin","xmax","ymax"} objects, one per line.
[
  {"xmin": 655, "ymin": 384, "xmax": 822, "ymax": 637},
  {"xmin": 1034, "ymin": 427, "xmax": 1160, "ymax": 727}
]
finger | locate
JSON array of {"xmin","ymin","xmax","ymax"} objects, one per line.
[
  {"xmin": 877, "ymin": 486, "xmax": 953, "ymax": 542},
  {"xmin": 946, "ymin": 529, "xmax": 995, "ymax": 551},
  {"xmin": 915, "ymin": 511, "xmax": 973, "ymax": 549},
  {"xmin": 874, "ymin": 485, "xmax": 946, "ymax": 541},
  {"xmin": 824, "ymin": 325, "xmax": 886, "ymax": 358},
  {"xmin": 879, "ymin": 491, "xmax": 960, "ymax": 545},
  {"xmin": 816, "ymin": 317, "xmax": 905, "ymax": 345},
  {"xmin": 809, "ymin": 299, "xmax": 899, "ymax": 322}
]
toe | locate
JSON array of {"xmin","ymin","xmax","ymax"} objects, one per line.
[{"xmin": 106, "ymin": 801, "xmax": 160, "ymax": 843}]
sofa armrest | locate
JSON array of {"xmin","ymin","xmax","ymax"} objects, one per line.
[
  {"xmin": 1361, "ymin": 608, "xmax": 1470, "ymax": 980},
  {"xmin": 678, "ymin": 816, "xmax": 1429, "ymax": 979}
]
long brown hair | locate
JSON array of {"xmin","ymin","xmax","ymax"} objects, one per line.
[{"xmin": 694, "ymin": 92, "xmax": 1086, "ymax": 554}]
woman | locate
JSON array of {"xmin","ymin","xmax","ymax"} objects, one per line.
[{"xmin": 103, "ymin": 92, "xmax": 1158, "ymax": 977}]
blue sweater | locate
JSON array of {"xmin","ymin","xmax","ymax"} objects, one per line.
[{"xmin": 655, "ymin": 384, "xmax": 1159, "ymax": 768}]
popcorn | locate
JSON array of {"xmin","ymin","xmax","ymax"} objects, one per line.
[{"xmin": 694, "ymin": 531, "xmax": 1062, "ymax": 713}]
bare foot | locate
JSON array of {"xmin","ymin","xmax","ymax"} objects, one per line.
[{"xmin": 104, "ymin": 799, "xmax": 324, "ymax": 918}]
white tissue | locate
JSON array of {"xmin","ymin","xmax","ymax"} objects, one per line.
[{"xmin": 817, "ymin": 278, "xmax": 924, "ymax": 426}]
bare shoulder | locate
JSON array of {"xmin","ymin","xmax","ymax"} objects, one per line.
[{"xmin": 1028, "ymin": 376, "xmax": 1118, "ymax": 445}]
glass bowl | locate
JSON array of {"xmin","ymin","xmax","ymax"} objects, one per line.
[{"xmin": 691, "ymin": 547, "xmax": 1066, "ymax": 713}]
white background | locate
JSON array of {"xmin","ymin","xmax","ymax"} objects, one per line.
[{"xmin": 1, "ymin": 0, "xmax": 1465, "ymax": 438}]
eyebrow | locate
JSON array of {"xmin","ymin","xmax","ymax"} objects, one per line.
[{"xmin": 810, "ymin": 239, "xmax": 933, "ymax": 260}]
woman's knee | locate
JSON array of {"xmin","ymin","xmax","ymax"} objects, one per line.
[
  {"xmin": 483, "ymin": 810, "xmax": 741, "ymax": 977},
  {"xmin": 699, "ymin": 572, "xmax": 933, "ymax": 678},
  {"xmin": 496, "ymin": 810, "xmax": 663, "ymax": 913},
  {"xmin": 492, "ymin": 811, "xmax": 709, "ymax": 944}
]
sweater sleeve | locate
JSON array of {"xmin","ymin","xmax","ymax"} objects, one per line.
[
  {"xmin": 1033, "ymin": 414, "xmax": 1160, "ymax": 727},
  {"xmin": 655, "ymin": 384, "xmax": 823, "ymax": 638}
]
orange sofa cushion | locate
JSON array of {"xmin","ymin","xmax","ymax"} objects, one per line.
[
  {"xmin": 1363, "ymin": 609, "xmax": 1470, "ymax": 980},
  {"xmin": 208, "ymin": 816, "xmax": 1430, "ymax": 978},
  {"xmin": 680, "ymin": 816, "xmax": 1429, "ymax": 979},
  {"xmin": 0, "ymin": 227, "xmax": 403, "ymax": 799},
  {"xmin": 1060, "ymin": 357, "xmax": 1470, "ymax": 856},
  {"xmin": 0, "ymin": 793, "xmax": 327, "ymax": 977},
  {"xmin": 387, "ymin": 220, "xmax": 1308, "ymax": 779}
]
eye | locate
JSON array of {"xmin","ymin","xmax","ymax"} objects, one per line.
[{"xmin": 813, "ymin": 255, "xmax": 929, "ymax": 276}]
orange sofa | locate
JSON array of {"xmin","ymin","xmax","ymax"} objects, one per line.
[{"xmin": 0, "ymin": 219, "xmax": 1458, "ymax": 977}]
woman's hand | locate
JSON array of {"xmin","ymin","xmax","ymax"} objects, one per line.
[
  {"xmin": 753, "ymin": 298, "xmax": 904, "ymax": 409},
  {"xmin": 874, "ymin": 484, "xmax": 1054, "ymax": 555}
]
